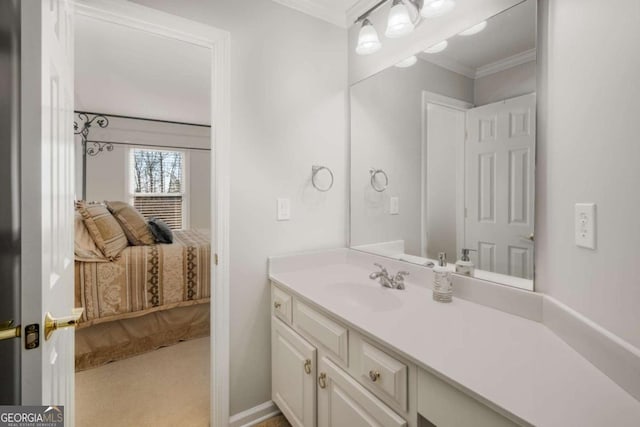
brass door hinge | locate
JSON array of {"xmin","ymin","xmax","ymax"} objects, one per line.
[{"xmin": 214, "ymin": 253, "xmax": 219, "ymax": 266}]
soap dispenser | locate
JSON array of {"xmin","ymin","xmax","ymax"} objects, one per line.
[
  {"xmin": 432, "ymin": 252, "xmax": 452, "ymax": 303},
  {"xmin": 455, "ymin": 248, "xmax": 476, "ymax": 276}
]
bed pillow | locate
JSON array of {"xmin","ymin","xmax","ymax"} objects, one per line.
[
  {"xmin": 74, "ymin": 212, "xmax": 108, "ymax": 262},
  {"xmin": 76, "ymin": 202, "xmax": 128, "ymax": 260},
  {"xmin": 106, "ymin": 201, "xmax": 155, "ymax": 246},
  {"xmin": 148, "ymin": 217, "xmax": 173, "ymax": 244}
]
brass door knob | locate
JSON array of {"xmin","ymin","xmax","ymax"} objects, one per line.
[
  {"xmin": 304, "ymin": 359, "xmax": 312, "ymax": 375},
  {"xmin": 44, "ymin": 308, "xmax": 84, "ymax": 340},
  {"xmin": 274, "ymin": 302, "xmax": 282, "ymax": 309},
  {"xmin": 318, "ymin": 372, "xmax": 327, "ymax": 389},
  {"xmin": 369, "ymin": 370, "xmax": 381, "ymax": 382}
]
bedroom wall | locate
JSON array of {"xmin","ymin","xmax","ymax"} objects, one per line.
[
  {"xmin": 130, "ymin": 0, "xmax": 348, "ymax": 416},
  {"xmin": 78, "ymin": 116, "xmax": 211, "ymax": 229}
]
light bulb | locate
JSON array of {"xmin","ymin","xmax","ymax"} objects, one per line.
[
  {"xmin": 355, "ymin": 19, "xmax": 381, "ymax": 55},
  {"xmin": 421, "ymin": 0, "xmax": 455, "ymax": 18},
  {"xmin": 458, "ymin": 21, "xmax": 487, "ymax": 36},
  {"xmin": 385, "ymin": 0, "xmax": 415, "ymax": 39},
  {"xmin": 423, "ymin": 40, "xmax": 448, "ymax": 54},
  {"xmin": 394, "ymin": 55, "xmax": 417, "ymax": 68}
]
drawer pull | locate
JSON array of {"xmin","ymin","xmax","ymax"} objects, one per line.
[
  {"xmin": 318, "ymin": 372, "xmax": 327, "ymax": 389},
  {"xmin": 304, "ymin": 359, "xmax": 312, "ymax": 375},
  {"xmin": 369, "ymin": 370, "xmax": 381, "ymax": 382},
  {"xmin": 274, "ymin": 301, "xmax": 282, "ymax": 309}
]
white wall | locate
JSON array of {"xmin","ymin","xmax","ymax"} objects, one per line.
[
  {"xmin": 474, "ymin": 60, "xmax": 536, "ymax": 106},
  {"xmin": 537, "ymin": 0, "xmax": 640, "ymax": 348},
  {"xmin": 351, "ymin": 60, "xmax": 473, "ymax": 256},
  {"xmin": 425, "ymin": 103, "xmax": 465, "ymax": 260},
  {"xmin": 77, "ymin": 117, "xmax": 211, "ymax": 229},
  {"xmin": 130, "ymin": 0, "xmax": 348, "ymax": 415}
]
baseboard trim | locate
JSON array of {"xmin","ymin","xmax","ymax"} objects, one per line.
[
  {"xmin": 543, "ymin": 296, "xmax": 640, "ymax": 401},
  {"xmin": 229, "ymin": 401, "xmax": 281, "ymax": 427}
]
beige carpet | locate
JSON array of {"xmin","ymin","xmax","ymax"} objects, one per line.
[
  {"xmin": 76, "ymin": 337, "xmax": 210, "ymax": 427},
  {"xmin": 255, "ymin": 414, "xmax": 291, "ymax": 427}
]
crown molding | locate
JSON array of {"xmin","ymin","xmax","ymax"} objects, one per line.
[
  {"xmin": 418, "ymin": 53, "xmax": 477, "ymax": 79},
  {"xmin": 271, "ymin": 0, "xmax": 350, "ymax": 28},
  {"xmin": 419, "ymin": 48, "xmax": 537, "ymax": 80},
  {"xmin": 475, "ymin": 48, "xmax": 537, "ymax": 78}
]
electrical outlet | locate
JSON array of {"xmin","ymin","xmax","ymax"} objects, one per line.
[
  {"xmin": 575, "ymin": 203, "xmax": 596, "ymax": 249},
  {"xmin": 277, "ymin": 198, "xmax": 290, "ymax": 221}
]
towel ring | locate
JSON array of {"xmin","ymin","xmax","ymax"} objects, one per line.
[
  {"xmin": 312, "ymin": 165, "xmax": 334, "ymax": 192},
  {"xmin": 370, "ymin": 168, "xmax": 388, "ymax": 192}
]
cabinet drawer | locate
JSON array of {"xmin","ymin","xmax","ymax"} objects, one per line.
[
  {"xmin": 417, "ymin": 369, "xmax": 519, "ymax": 427},
  {"xmin": 272, "ymin": 284, "xmax": 293, "ymax": 324},
  {"xmin": 357, "ymin": 340, "xmax": 408, "ymax": 411},
  {"xmin": 294, "ymin": 300, "xmax": 348, "ymax": 366},
  {"xmin": 318, "ymin": 356, "xmax": 406, "ymax": 427}
]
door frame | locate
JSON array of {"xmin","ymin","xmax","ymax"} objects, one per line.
[
  {"xmin": 72, "ymin": 1, "xmax": 231, "ymax": 426},
  {"xmin": 421, "ymin": 91, "xmax": 473, "ymax": 259}
]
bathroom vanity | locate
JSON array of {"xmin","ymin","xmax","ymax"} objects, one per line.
[{"xmin": 268, "ymin": 249, "xmax": 640, "ymax": 427}]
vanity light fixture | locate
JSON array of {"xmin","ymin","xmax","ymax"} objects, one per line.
[
  {"xmin": 394, "ymin": 55, "xmax": 418, "ymax": 68},
  {"xmin": 355, "ymin": 19, "xmax": 382, "ymax": 55},
  {"xmin": 421, "ymin": 0, "xmax": 455, "ymax": 18},
  {"xmin": 353, "ymin": 0, "xmax": 423, "ymax": 55},
  {"xmin": 423, "ymin": 40, "xmax": 448, "ymax": 53},
  {"xmin": 458, "ymin": 20, "xmax": 487, "ymax": 36},
  {"xmin": 385, "ymin": 0, "xmax": 421, "ymax": 39}
]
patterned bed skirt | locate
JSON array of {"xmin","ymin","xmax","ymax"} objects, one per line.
[{"xmin": 75, "ymin": 229, "xmax": 211, "ymax": 328}]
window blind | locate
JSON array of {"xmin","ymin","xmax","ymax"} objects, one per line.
[{"xmin": 134, "ymin": 195, "xmax": 183, "ymax": 230}]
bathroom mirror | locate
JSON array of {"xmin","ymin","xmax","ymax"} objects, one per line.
[{"xmin": 350, "ymin": 0, "xmax": 536, "ymax": 290}]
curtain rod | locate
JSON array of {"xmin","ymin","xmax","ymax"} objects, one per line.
[
  {"xmin": 86, "ymin": 139, "xmax": 211, "ymax": 152},
  {"xmin": 74, "ymin": 110, "xmax": 211, "ymax": 128}
]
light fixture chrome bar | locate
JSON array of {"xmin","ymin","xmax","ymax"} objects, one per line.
[
  {"xmin": 354, "ymin": 0, "xmax": 389, "ymax": 24},
  {"xmin": 355, "ymin": 0, "xmax": 424, "ymax": 25}
]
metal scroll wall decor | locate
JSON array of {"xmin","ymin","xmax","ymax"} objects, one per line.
[{"xmin": 74, "ymin": 113, "xmax": 111, "ymax": 200}]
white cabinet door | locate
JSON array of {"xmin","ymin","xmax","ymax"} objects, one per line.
[
  {"xmin": 272, "ymin": 317, "xmax": 317, "ymax": 427},
  {"xmin": 465, "ymin": 93, "xmax": 536, "ymax": 279},
  {"xmin": 20, "ymin": 0, "xmax": 78, "ymax": 423},
  {"xmin": 318, "ymin": 356, "xmax": 406, "ymax": 427}
]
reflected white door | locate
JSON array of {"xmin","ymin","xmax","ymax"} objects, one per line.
[
  {"xmin": 465, "ymin": 94, "xmax": 535, "ymax": 279},
  {"xmin": 21, "ymin": 0, "xmax": 77, "ymax": 423}
]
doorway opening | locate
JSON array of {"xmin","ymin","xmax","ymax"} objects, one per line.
[{"xmin": 70, "ymin": 2, "xmax": 230, "ymax": 426}]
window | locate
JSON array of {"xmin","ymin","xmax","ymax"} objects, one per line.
[{"xmin": 130, "ymin": 148, "xmax": 186, "ymax": 229}]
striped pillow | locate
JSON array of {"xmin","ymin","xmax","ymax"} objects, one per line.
[
  {"xmin": 106, "ymin": 201, "xmax": 155, "ymax": 246},
  {"xmin": 76, "ymin": 202, "xmax": 128, "ymax": 260}
]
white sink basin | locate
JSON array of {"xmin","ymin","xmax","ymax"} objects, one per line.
[{"xmin": 326, "ymin": 281, "xmax": 404, "ymax": 312}]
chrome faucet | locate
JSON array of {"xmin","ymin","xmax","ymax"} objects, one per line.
[{"xmin": 369, "ymin": 263, "xmax": 409, "ymax": 290}]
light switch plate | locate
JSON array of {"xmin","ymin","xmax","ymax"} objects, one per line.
[
  {"xmin": 390, "ymin": 197, "xmax": 399, "ymax": 215},
  {"xmin": 575, "ymin": 203, "xmax": 596, "ymax": 249},
  {"xmin": 277, "ymin": 198, "xmax": 290, "ymax": 221}
]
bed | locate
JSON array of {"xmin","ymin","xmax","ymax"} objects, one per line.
[{"xmin": 74, "ymin": 203, "xmax": 211, "ymax": 371}]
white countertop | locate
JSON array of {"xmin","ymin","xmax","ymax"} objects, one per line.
[{"xmin": 269, "ymin": 261, "xmax": 640, "ymax": 427}]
